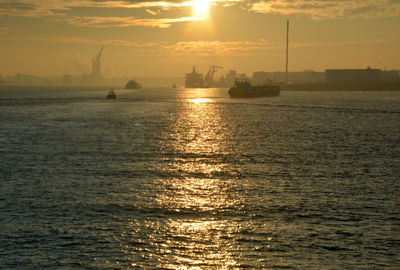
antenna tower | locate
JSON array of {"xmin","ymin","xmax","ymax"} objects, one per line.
[{"xmin": 285, "ymin": 19, "xmax": 289, "ymax": 84}]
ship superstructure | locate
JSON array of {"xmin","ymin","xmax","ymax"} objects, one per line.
[
  {"xmin": 185, "ymin": 66, "xmax": 204, "ymax": 88},
  {"xmin": 125, "ymin": 79, "xmax": 142, "ymax": 89},
  {"xmin": 228, "ymin": 79, "xmax": 280, "ymax": 98}
]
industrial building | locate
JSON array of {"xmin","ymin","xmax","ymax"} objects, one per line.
[
  {"xmin": 252, "ymin": 71, "xmax": 325, "ymax": 84},
  {"xmin": 325, "ymin": 68, "xmax": 399, "ymax": 83},
  {"xmin": 225, "ymin": 70, "xmax": 237, "ymax": 87},
  {"xmin": 251, "ymin": 68, "xmax": 399, "ymax": 87},
  {"xmin": 325, "ymin": 68, "xmax": 381, "ymax": 83},
  {"xmin": 380, "ymin": 70, "xmax": 400, "ymax": 82}
]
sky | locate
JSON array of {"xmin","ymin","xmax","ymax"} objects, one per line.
[{"xmin": 0, "ymin": 0, "xmax": 399, "ymax": 77}]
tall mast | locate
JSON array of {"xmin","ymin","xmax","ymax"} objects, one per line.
[{"xmin": 285, "ymin": 19, "xmax": 289, "ymax": 84}]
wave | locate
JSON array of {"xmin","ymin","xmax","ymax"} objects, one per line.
[{"xmin": 1, "ymin": 96, "xmax": 399, "ymax": 115}]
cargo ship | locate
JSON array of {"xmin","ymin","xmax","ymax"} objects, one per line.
[
  {"xmin": 185, "ymin": 66, "xmax": 205, "ymax": 88},
  {"xmin": 228, "ymin": 79, "xmax": 280, "ymax": 98}
]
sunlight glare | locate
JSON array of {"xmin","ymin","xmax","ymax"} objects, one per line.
[
  {"xmin": 193, "ymin": 0, "xmax": 210, "ymax": 17},
  {"xmin": 191, "ymin": 98, "xmax": 211, "ymax": 103}
]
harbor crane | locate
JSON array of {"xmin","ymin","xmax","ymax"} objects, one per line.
[{"xmin": 204, "ymin": 65, "xmax": 223, "ymax": 87}]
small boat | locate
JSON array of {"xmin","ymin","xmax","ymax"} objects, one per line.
[
  {"xmin": 228, "ymin": 79, "xmax": 280, "ymax": 98},
  {"xmin": 106, "ymin": 89, "xmax": 117, "ymax": 99},
  {"xmin": 172, "ymin": 83, "xmax": 177, "ymax": 89}
]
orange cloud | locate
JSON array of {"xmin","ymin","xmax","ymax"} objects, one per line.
[
  {"xmin": 250, "ymin": 0, "xmax": 400, "ymax": 19},
  {"xmin": 52, "ymin": 15, "xmax": 203, "ymax": 28},
  {"xmin": 1, "ymin": 0, "xmax": 399, "ymax": 21},
  {"xmin": 0, "ymin": 0, "xmax": 191, "ymax": 16},
  {"xmin": 160, "ymin": 40, "xmax": 274, "ymax": 55},
  {"xmin": 145, "ymin": 9, "xmax": 159, "ymax": 15},
  {"xmin": 0, "ymin": 0, "xmax": 204, "ymax": 28}
]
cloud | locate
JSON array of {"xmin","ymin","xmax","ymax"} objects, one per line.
[
  {"xmin": 1, "ymin": 35, "xmax": 398, "ymax": 58},
  {"xmin": 0, "ymin": 1, "xmax": 37, "ymax": 10},
  {"xmin": 1, "ymin": 0, "xmax": 399, "ymax": 29},
  {"xmin": 160, "ymin": 40, "xmax": 275, "ymax": 55},
  {"xmin": 0, "ymin": 0, "xmax": 191, "ymax": 16},
  {"xmin": 250, "ymin": 0, "xmax": 400, "ymax": 19},
  {"xmin": 290, "ymin": 38, "xmax": 400, "ymax": 49},
  {"xmin": 0, "ymin": 36, "xmax": 164, "ymax": 49},
  {"xmin": 145, "ymin": 9, "xmax": 159, "ymax": 15},
  {"xmin": 52, "ymin": 15, "xmax": 203, "ymax": 28},
  {"xmin": 0, "ymin": 0, "xmax": 205, "ymax": 28},
  {"xmin": 0, "ymin": 35, "xmax": 273, "ymax": 55}
]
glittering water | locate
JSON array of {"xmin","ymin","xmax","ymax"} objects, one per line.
[{"xmin": 1, "ymin": 85, "xmax": 399, "ymax": 269}]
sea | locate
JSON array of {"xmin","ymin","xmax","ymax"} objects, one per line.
[{"xmin": 0, "ymin": 85, "xmax": 399, "ymax": 269}]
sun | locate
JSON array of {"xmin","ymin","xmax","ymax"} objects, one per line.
[{"xmin": 192, "ymin": 0, "xmax": 210, "ymax": 17}]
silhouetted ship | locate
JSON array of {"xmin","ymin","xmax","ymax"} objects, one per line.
[
  {"xmin": 106, "ymin": 89, "xmax": 117, "ymax": 99},
  {"xmin": 185, "ymin": 66, "xmax": 204, "ymax": 88},
  {"xmin": 228, "ymin": 80, "xmax": 280, "ymax": 98},
  {"xmin": 125, "ymin": 79, "xmax": 142, "ymax": 89}
]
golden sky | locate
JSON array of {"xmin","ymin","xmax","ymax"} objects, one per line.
[{"xmin": 0, "ymin": 0, "xmax": 399, "ymax": 77}]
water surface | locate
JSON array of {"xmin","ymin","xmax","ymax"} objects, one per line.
[{"xmin": 1, "ymin": 86, "xmax": 399, "ymax": 268}]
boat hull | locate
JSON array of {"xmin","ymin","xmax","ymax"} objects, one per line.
[
  {"xmin": 106, "ymin": 89, "xmax": 117, "ymax": 99},
  {"xmin": 228, "ymin": 85, "xmax": 280, "ymax": 98}
]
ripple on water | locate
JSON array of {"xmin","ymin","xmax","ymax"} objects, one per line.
[{"xmin": 0, "ymin": 87, "xmax": 399, "ymax": 268}]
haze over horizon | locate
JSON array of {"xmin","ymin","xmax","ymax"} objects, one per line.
[{"xmin": 0, "ymin": 0, "xmax": 399, "ymax": 77}]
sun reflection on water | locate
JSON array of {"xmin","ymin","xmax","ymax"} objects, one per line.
[
  {"xmin": 148, "ymin": 91, "xmax": 244, "ymax": 267},
  {"xmin": 190, "ymin": 98, "xmax": 212, "ymax": 103}
]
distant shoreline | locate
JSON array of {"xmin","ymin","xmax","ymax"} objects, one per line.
[
  {"xmin": 1, "ymin": 83, "xmax": 400, "ymax": 92},
  {"xmin": 281, "ymin": 81, "xmax": 400, "ymax": 92},
  {"xmin": 281, "ymin": 89, "xmax": 400, "ymax": 92}
]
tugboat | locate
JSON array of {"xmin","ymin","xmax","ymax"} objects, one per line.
[
  {"xmin": 125, "ymin": 79, "xmax": 142, "ymax": 89},
  {"xmin": 228, "ymin": 79, "xmax": 280, "ymax": 98},
  {"xmin": 106, "ymin": 88, "xmax": 117, "ymax": 99}
]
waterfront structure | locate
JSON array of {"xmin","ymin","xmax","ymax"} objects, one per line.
[
  {"xmin": 185, "ymin": 66, "xmax": 238, "ymax": 88},
  {"xmin": 91, "ymin": 47, "xmax": 103, "ymax": 79},
  {"xmin": 381, "ymin": 70, "xmax": 400, "ymax": 82},
  {"xmin": 325, "ymin": 68, "xmax": 381, "ymax": 83},
  {"xmin": 204, "ymin": 65, "xmax": 223, "ymax": 87},
  {"xmin": 226, "ymin": 70, "xmax": 237, "ymax": 87}
]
